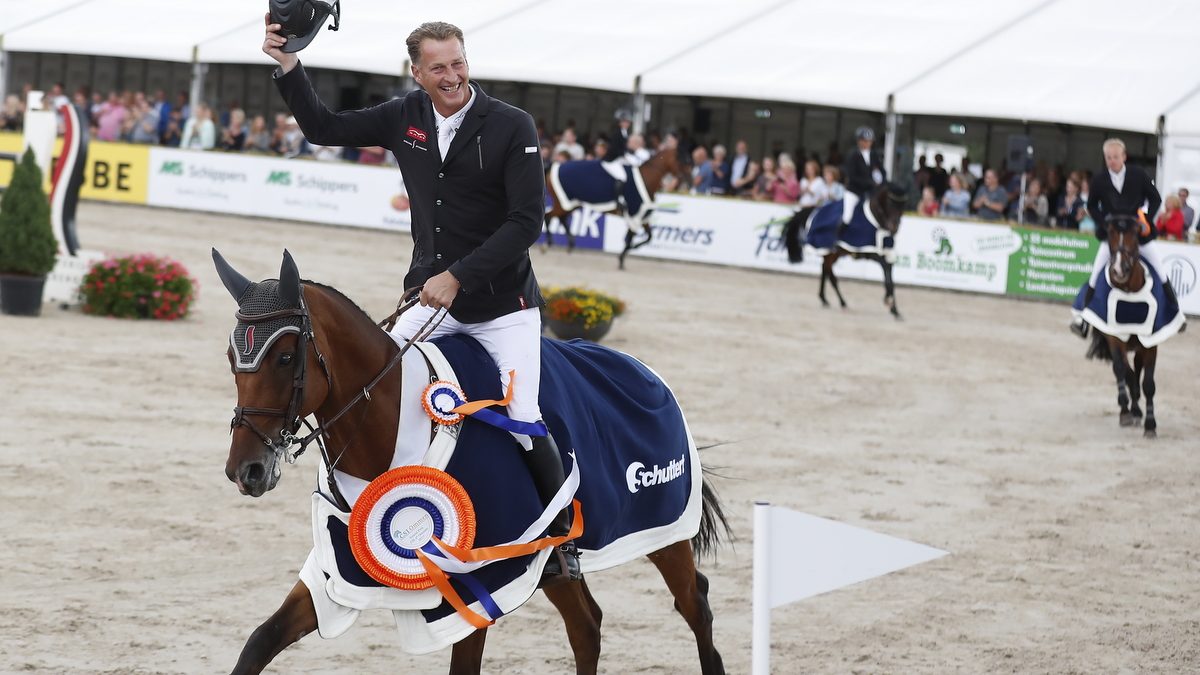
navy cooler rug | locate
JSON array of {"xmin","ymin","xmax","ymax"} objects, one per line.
[
  {"xmin": 1072, "ymin": 259, "xmax": 1185, "ymax": 347},
  {"xmin": 801, "ymin": 199, "xmax": 893, "ymax": 256},
  {"xmin": 550, "ymin": 160, "xmax": 646, "ymax": 216}
]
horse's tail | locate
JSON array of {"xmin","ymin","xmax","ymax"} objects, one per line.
[
  {"xmin": 1086, "ymin": 329, "xmax": 1112, "ymax": 361},
  {"xmin": 692, "ymin": 468, "xmax": 733, "ymax": 560}
]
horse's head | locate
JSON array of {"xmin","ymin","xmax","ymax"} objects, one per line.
[
  {"xmin": 1105, "ymin": 215, "xmax": 1141, "ymax": 288},
  {"xmin": 643, "ymin": 134, "xmax": 686, "ymax": 192},
  {"xmin": 870, "ymin": 182, "xmax": 908, "ymax": 234},
  {"xmin": 214, "ymin": 249, "xmax": 331, "ymax": 497}
]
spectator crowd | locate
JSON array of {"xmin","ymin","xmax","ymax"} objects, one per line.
[{"xmin": 2, "ymin": 80, "xmax": 1198, "ymax": 241}]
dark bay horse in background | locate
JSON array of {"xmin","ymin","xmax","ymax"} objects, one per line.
[
  {"xmin": 212, "ymin": 250, "xmax": 729, "ymax": 674},
  {"xmin": 1084, "ymin": 215, "xmax": 1163, "ymax": 438},
  {"xmin": 543, "ymin": 138, "xmax": 685, "ymax": 270},
  {"xmin": 782, "ymin": 183, "xmax": 908, "ymax": 319}
]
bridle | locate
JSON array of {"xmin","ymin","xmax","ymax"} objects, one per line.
[
  {"xmin": 1107, "ymin": 215, "xmax": 1140, "ymax": 286},
  {"xmin": 229, "ymin": 285, "xmax": 445, "ymax": 478}
]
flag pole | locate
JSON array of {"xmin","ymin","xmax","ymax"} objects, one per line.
[{"xmin": 752, "ymin": 501, "xmax": 771, "ymax": 675}]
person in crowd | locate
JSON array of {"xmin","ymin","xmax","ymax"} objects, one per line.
[
  {"xmin": 279, "ymin": 115, "xmax": 306, "ymax": 158},
  {"xmin": 929, "ymin": 153, "xmax": 950, "ymax": 198},
  {"xmin": 553, "ymin": 127, "xmax": 585, "ymax": 160},
  {"xmin": 918, "ymin": 186, "xmax": 939, "ymax": 216},
  {"xmin": 940, "ymin": 173, "xmax": 971, "ymax": 217},
  {"xmin": 708, "ymin": 144, "xmax": 730, "ymax": 195},
  {"xmin": 88, "ymin": 91, "xmax": 104, "ymax": 127},
  {"xmin": 752, "ymin": 156, "xmax": 777, "ymax": 201},
  {"xmin": 129, "ymin": 99, "xmax": 160, "ymax": 144},
  {"xmin": 622, "ymin": 133, "xmax": 651, "ymax": 166},
  {"xmin": 1055, "ymin": 177, "xmax": 1085, "ymax": 229},
  {"xmin": 1156, "ymin": 194, "xmax": 1186, "ymax": 241},
  {"xmin": 0, "ymin": 94, "xmax": 23, "ymax": 131},
  {"xmin": 244, "ymin": 114, "xmax": 272, "ymax": 153},
  {"xmin": 798, "ymin": 159, "xmax": 828, "ymax": 208},
  {"xmin": 266, "ymin": 18, "xmax": 581, "ymax": 580},
  {"xmin": 691, "ymin": 146, "xmax": 714, "ymax": 194},
  {"xmin": 160, "ymin": 113, "xmax": 182, "ymax": 147},
  {"xmin": 180, "ymin": 102, "xmax": 217, "ymax": 150},
  {"xmin": 590, "ymin": 137, "xmax": 608, "ymax": 161},
  {"xmin": 95, "ymin": 91, "xmax": 127, "ymax": 142},
  {"xmin": 1022, "ymin": 177, "xmax": 1049, "ymax": 225},
  {"xmin": 1077, "ymin": 170, "xmax": 1095, "ymax": 232},
  {"xmin": 823, "ymin": 164, "xmax": 845, "ymax": 202},
  {"xmin": 972, "ymin": 169, "xmax": 1008, "ymax": 220},
  {"xmin": 728, "ymin": 140, "xmax": 754, "ymax": 196},
  {"xmin": 220, "ymin": 108, "xmax": 247, "ymax": 151},
  {"xmin": 770, "ymin": 158, "xmax": 801, "ymax": 204},
  {"xmin": 1177, "ymin": 188, "xmax": 1194, "ymax": 231},
  {"xmin": 913, "ymin": 155, "xmax": 931, "ymax": 194},
  {"xmin": 1044, "ymin": 166, "xmax": 1064, "ymax": 215}
]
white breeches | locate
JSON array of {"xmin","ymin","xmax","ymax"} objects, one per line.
[
  {"xmin": 391, "ymin": 305, "xmax": 544, "ymax": 445},
  {"xmin": 1089, "ymin": 240, "xmax": 1165, "ymax": 286},
  {"xmin": 842, "ymin": 191, "xmax": 861, "ymax": 223}
]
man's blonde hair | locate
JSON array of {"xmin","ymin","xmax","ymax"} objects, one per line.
[
  {"xmin": 406, "ymin": 22, "xmax": 465, "ymax": 65},
  {"xmin": 1103, "ymin": 138, "xmax": 1127, "ymax": 154}
]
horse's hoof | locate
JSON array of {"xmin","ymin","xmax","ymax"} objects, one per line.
[
  {"xmin": 892, "ymin": 312, "xmax": 904, "ymax": 322},
  {"xmin": 1120, "ymin": 413, "xmax": 1135, "ymax": 427},
  {"xmin": 1144, "ymin": 429, "xmax": 1157, "ymax": 439},
  {"xmin": 820, "ymin": 300, "xmax": 830, "ymax": 308}
]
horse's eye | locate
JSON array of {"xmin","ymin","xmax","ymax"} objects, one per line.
[{"xmin": 278, "ymin": 353, "xmax": 294, "ymax": 366}]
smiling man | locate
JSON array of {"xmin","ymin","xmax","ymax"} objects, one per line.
[{"xmin": 264, "ymin": 19, "xmax": 581, "ymax": 581}]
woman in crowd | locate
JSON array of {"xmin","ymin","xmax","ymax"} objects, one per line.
[
  {"xmin": 940, "ymin": 173, "xmax": 971, "ymax": 217},
  {"xmin": 180, "ymin": 102, "xmax": 216, "ymax": 150},
  {"xmin": 823, "ymin": 164, "xmax": 845, "ymax": 202},
  {"xmin": 752, "ymin": 156, "xmax": 778, "ymax": 201},
  {"xmin": 918, "ymin": 186, "xmax": 939, "ymax": 216},
  {"xmin": 770, "ymin": 158, "xmax": 801, "ymax": 204},
  {"xmin": 0, "ymin": 95, "xmax": 23, "ymax": 131},
  {"xmin": 244, "ymin": 115, "xmax": 272, "ymax": 153},
  {"xmin": 1021, "ymin": 177, "xmax": 1049, "ymax": 225},
  {"xmin": 220, "ymin": 108, "xmax": 247, "ymax": 151},
  {"xmin": 1156, "ymin": 194, "xmax": 1187, "ymax": 240},
  {"xmin": 1055, "ymin": 177, "xmax": 1085, "ymax": 229},
  {"xmin": 798, "ymin": 158, "xmax": 829, "ymax": 208}
]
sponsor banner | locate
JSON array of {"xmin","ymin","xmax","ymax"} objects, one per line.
[
  {"xmin": 605, "ymin": 195, "xmax": 1014, "ymax": 294},
  {"xmin": 538, "ymin": 206, "xmax": 606, "ymax": 250},
  {"xmin": 147, "ymin": 147, "xmax": 411, "ymax": 231},
  {"xmin": 1006, "ymin": 227, "xmax": 1100, "ymax": 301},
  {"xmin": 1157, "ymin": 239, "xmax": 1200, "ymax": 316},
  {"xmin": 0, "ymin": 133, "xmax": 149, "ymax": 203}
]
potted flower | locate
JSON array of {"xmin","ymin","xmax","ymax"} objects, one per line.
[
  {"xmin": 541, "ymin": 286, "xmax": 626, "ymax": 342},
  {"xmin": 81, "ymin": 253, "xmax": 197, "ymax": 320},
  {"xmin": 0, "ymin": 148, "xmax": 58, "ymax": 316}
]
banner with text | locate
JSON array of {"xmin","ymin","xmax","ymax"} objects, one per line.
[
  {"xmin": 146, "ymin": 147, "xmax": 410, "ymax": 231},
  {"xmin": 1006, "ymin": 227, "xmax": 1100, "ymax": 301},
  {"xmin": 1, "ymin": 132, "xmax": 149, "ymax": 203}
]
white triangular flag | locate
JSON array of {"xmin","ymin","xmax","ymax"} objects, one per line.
[{"xmin": 764, "ymin": 506, "xmax": 947, "ymax": 608}]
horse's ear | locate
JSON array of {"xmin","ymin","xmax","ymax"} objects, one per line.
[
  {"xmin": 212, "ymin": 248, "xmax": 253, "ymax": 302},
  {"xmin": 279, "ymin": 249, "xmax": 301, "ymax": 308}
]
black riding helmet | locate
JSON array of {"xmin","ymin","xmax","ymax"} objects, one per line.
[{"xmin": 269, "ymin": 0, "xmax": 340, "ymax": 53}]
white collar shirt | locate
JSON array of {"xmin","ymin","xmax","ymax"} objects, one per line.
[
  {"xmin": 1110, "ymin": 166, "xmax": 1126, "ymax": 193},
  {"xmin": 433, "ymin": 85, "xmax": 476, "ymax": 160}
]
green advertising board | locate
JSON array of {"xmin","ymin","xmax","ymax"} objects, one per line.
[{"xmin": 1006, "ymin": 227, "xmax": 1100, "ymax": 300}]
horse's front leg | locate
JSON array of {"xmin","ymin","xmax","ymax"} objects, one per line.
[
  {"xmin": 448, "ymin": 628, "xmax": 489, "ymax": 675},
  {"xmin": 1141, "ymin": 347, "xmax": 1158, "ymax": 439},
  {"xmin": 231, "ymin": 580, "xmax": 317, "ymax": 675},
  {"xmin": 825, "ymin": 255, "xmax": 847, "ymax": 308},
  {"xmin": 619, "ymin": 229, "xmax": 635, "ymax": 270},
  {"xmin": 1108, "ymin": 341, "xmax": 1134, "ymax": 427},
  {"xmin": 542, "ymin": 214, "xmax": 554, "ymax": 251},
  {"xmin": 881, "ymin": 257, "xmax": 901, "ymax": 320},
  {"xmin": 1128, "ymin": 349, "xmax": 1144, "ymax": 420}
]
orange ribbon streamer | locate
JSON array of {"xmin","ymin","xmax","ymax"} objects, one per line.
[
  {"xmin": 450, "ymin": 370, "xmax": 516, "ymax": 416},
  {"xmin": 433, "ymin": 499, "xmax": 584, "ymax": 563},
  {"xmin": 414, "ymin": 550, "xmax": 495, "ymax": 629}
]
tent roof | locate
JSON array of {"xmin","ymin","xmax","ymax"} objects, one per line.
[{"xmin": 5, "ymin": 0, "xmax": 1200, "ymax": 135}]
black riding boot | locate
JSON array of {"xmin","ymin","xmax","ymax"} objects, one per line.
[
  {"xmin": 522, "ymin": 433, "xmax": 582, "ymax": 581},
  {"xmin": 1070, "ymin": 285, "xmax": 1095, "ymax": 338}
]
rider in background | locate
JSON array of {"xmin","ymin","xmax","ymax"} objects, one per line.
[
  {"xmin": 841, "ymin": 126, "xmax": 887, "ymax": 228},
  {"xmin": 1070, "ymin": 138, "xmax": 1177, "ymax": 336}
]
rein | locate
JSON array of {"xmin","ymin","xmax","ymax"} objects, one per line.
[{"xmin": 231, "ymin": 285, "xmax": 446, "ymax": 500}]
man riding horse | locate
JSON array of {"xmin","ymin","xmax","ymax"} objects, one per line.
[{"xmin": 1070, "ymin": 138, "xmax": 1182, "ymax": 337}]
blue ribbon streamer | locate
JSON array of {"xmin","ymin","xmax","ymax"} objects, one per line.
[
  {"xmin": 469, "ymin": 409, "xmax": 548, "ymax": 437},
  {"xmin": 421, "ymin": 542, "xmax": 504, "ymax": 621}
]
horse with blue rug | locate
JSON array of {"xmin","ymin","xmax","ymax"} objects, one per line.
[
  {"xmin": 781, "ymin": 182, "xmax": 908, "ymax": 319},
  {"xmin": 213, "ymin": 250, "xmax": 729, "ymax": 674},
  {"xmin": 544, "ymin": 135, "xmax": 685, "ymax": 269},
  {"xmin": 1073, "ymin": 215, "xmax": 1186, "ymax": 438}
]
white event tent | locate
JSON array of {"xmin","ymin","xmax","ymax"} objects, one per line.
[{"xmin": 4, "ymin": 0, "xmax": 1200, "ymax": 183}]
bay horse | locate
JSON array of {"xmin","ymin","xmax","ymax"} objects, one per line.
[
  {"xmin": 212, "ymin": 249, "xmax": 729, "ymax": 674},
  {"xmin": 782, "ymin": 183, "xmax": 908, "ymax": 319},
  {"xmin": 543, "ymin": 139, "xmax": 685, "ymax": 270},
  {"xmin": 1084, "ymin": 215, "xmax": 1163, "ymax": 438}
]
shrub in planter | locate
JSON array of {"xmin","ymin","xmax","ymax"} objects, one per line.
[
  {"xmin": 541, "ymin": 286, "xmax": 626, "ymax": 341},
  {"xmin": 81, "ymin": 253, "xmax": 197, "ymax": 320},
  {"xmin": 0, "ymin": 148, "xmax": 58, "ymax": 315}
]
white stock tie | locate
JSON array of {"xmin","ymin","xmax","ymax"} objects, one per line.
[{"xmin": 438, "ymin": 122, "xmax": 454, "ymax": 161}]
